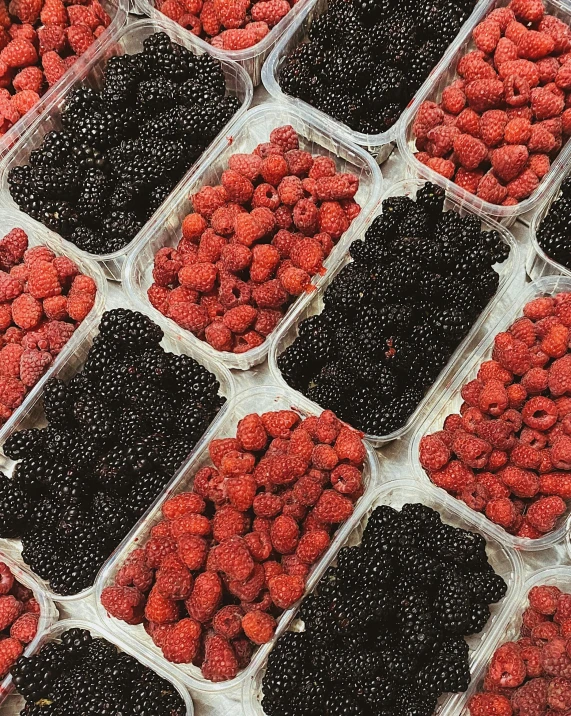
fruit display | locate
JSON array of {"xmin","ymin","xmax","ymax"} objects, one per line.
[
  {"xmin": 260, "ymin": 502, "xmax": 507, "ymax": 716},
  {"xmin": 419, "ymin": 291, "xmax": 571, "ymax": 540},
  {"xmin": 0, "ymin": 308, "xmax": 225, "ymax": 596},
  {"xmin": 277, "ymin": 182, "xmax": 510, "ymax": 437},
  {"xmin": 157, "ymin": 0, "xmax": 294, "ymax": 51},
  {"xmin": 0, "ymin": 0, "xmax": 114, "ymax": 141},
  {"xmin": 467, "ymin": 583, "xmax": 571, "ymax": 716},
  {"xmin": 10, "ymin": 626, "xmax": 187, "ymax": 714},
  {"xmin": 7, "ymin": 31, "xmax": 241, "ymax": 255},
  {"xmin": 412, "ymin": 0, "xmax": 571, "ymax": 205},
  {"xmin": 146, "ymin": 124, "xmax": 361, "ymax": 355},
  {"xmin": 536, "ymin": 176, "xmax": 571, "ymax": 271},
  {"xmin": 0, "ymin": 560, "xmax": 43, "ymax": 677},
  {"xmin": 0, "ymin": 228, "xmax": 97, "ymax": 427},
  {"xmin": 277, "ymin": 0, "xmax": 479, "ymax": 135},
  {"xmin": 100, "ymin": 407, "xmax": 367, "ymax": 682}
]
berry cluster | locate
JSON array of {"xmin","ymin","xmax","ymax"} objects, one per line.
[
  {"xmin": 0, "ymin": 560, "xmax": 40, "ymax": 678},
  {"xmin": 158, "ymin": 0, "xmax": 293, "ymax": 50},
  {"xmin": 0, "ymin": 228, "xmax": 96, "ymax": 427},
  {"xmin": 278, "ymin": 182, "xmax": 509, "ymax": 437},
  {"xmin": 0, "ymin": 0, "xmax": 111, "ymax": 140},
  {"xmin": 0, "ymin": 308, "xmax": 225, "ymax": 596},
  {"xmin": 11, "ymin": 627, "xmax": 186, "ymax": 715},
  {"xmin": 420, "ymin": 291, "xmax": 571, "ymax": 539},
  {"xmin": 8, "ymin": 32, "xmax": 240, "ymax": 255},
  {"xmin": 147, "ymin": 125, "xmax": 361, "ymax": 355},
  {"xmin": 278, "ymin": 0, "xmax": 478, "ymax": 135},
  {"xmin": 536, "ymin": 175, "xmax": 571, "ymax": 271},
  {"xmin": 101, "ymin": 408, "xmax": 366, "ymax": 681},
  {"xmin": 262, "ymin": 503, "xmax": 507, "ymax": 716},
  {"xmin": 413, "ymin": 0, "xmax": 571, "ymax": 205},
  {"xmin": 468, "ymin": 584, "xmax": 571, "ymax": 716}
]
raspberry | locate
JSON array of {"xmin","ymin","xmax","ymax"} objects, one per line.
[
  {"xmin": 318, "ymin": 201, "xmax": 350, "ymax": 239},
  {"xmin": 186, "ymin": 571, "xmax": 222, "ymax": 623},
  {"xmin": 241, "ymin": 610, "xmax": 276, "ymax": 645},
  {"xmin": 511, "ymin": 678, "xmax": 548, "ymax": 715},
  {"xmin": 542, "ymin": 636, "xmax": 571, "ymax": 677},
  {"xmin": 176, "ymin": 534, "xmax": 207, "ymax": 570},
  {"xmin": 216, "ymin": 536, "xmax": 254, "ymax": 581},
  {"xmin": 66, "ymin": 24, "xmax": 94, "ymax": 55},
  {"xmin": 527, "ymin": 495, "xmax": 566, "ymax": 533},
  {"xmin": 0, "ymin": 228, "xmax": 27, "ymax": 267},
  {"xmin": 430, "ymin": 460, "xmax": 475, "ymax": 493},
  {"xmin": 478, "ymin": 360, "xmax": 513, "ymax": 385},
  {"xmin": 485, "ymin": 497, "xmax": 517, "ymax": 528},
  {"xmin": 267, "ymin": 573, "xmax": 303, "ymax": 610},
  {"xmin": 0, "ymin": 637, "xmax": 22, "ymax": 677},
  {"xmin": 551, "ymin": 435, "xmax": 571, "ymax": 469},
  {"xmin": 316, "ymin": 174, "xmax": 359, "ymax": 201},
  {"xmin": 511, "ymin": 0, "xmax": 544, "ymax": 23},
  {"xmin": 202, "ymin": 633, "xmax": 238, "ymax": 682},
  {"xmin": 465, "ymin": 79, "xmax": 504, "ymax": 113},
  {"xmin": 289, "ymin": 237, "xmax": 325, "ymax": 275},
  {"xmin": 455, "ymin": 167, "xmax": 484, "ymax": 194},
  {"xmin": 522, "ymin": 396, "xmax": 558, "ymax": 431},
  {"xmin": 178, "ymin": 261, "xmax": 217, "ymax": 293},
  {"xmin": 243, "ymin": 530, "xmax": 272, "ymax": 562},
  {"xmin": 0, "ymin": 270, "xmax": 22, "ymax": 303},
  {"xmin": 531, "ymin": 86, "xmax": 564, "ymax": 121},
  {"xmin": 452, "ymin": 432, "xmax": 492, "ymax": 468},
  {"xmin": 295, "ymin": 529, "xmax": 329, "ymax": 564},
  {"xmin": 476, "ymin": 172, "xmax": 507, "ymax": 204},
  {"xmin": 487, "ymin": 642, "xmax": 526, "ymax": 688},
  {"xmin": 480, "ymin": 110, "xmax": 508, "ymax": 147},
  {"xmin": 490, "ymin": 144, "xmax": 528, "ymax": 183},
  {"xmin": 285, "ymin": 149, "xmax": 313, "ymax": 176},
  {"xmin": 476, "ymin": 420, "xmax": 515, "ymax": 450},
  {"xmin": 145, "ymin": 536, "xmax": 177, "ymax": 569},
  {"xmin": 0, "ymin": 37, "xmax": 36, "ymax": 68},
  {"xmin": 67, "ymin": 4, "xmax": 99, "ymax": 28},
  {"xmin": 494, "ymin": 36, "xmax": 518, "ymax": 66},
  {"xmin": 477, "ymin": 471, "xmax": 510, "ymax": 499},
  {"xmin": 213, "ymin": 605, "xmax": 243, "ymax": 639},
  {"xmin": 541, "ymin": 324, "xmax": 569, "ymax": 358},
  {"xmin": 499, "ymin": 465, "xmax": 539, "ymax": 498},
  {"xmin": 100, "ymin": 586, "xmax": 145, "ymax": 625},
  {"xmin": 221, "ymin": 305, "xmax": 256, "ymax": 334},
  {"xmin": 254, "ymin": 142, "xmax": 284, "ymax": 158},
  {"xmin": 292, "ymin": 475, "xmax": 322, "ymax": 507},
  {"xmin": 270, "ymin": 125, "xmax": 299, "ymax": 151},
  {"xmin": 227, "ymin": 561, "xmax": 265, "ymax": 602},
  {"xmin": 170, "ymin": 513, "xmax": 211, "ymax": 538},
  {"xmin": 540, "ymin": 472, "xmax": 571, "ymax": 498},
  {"xmin": 313, "ymin": 489, "xmax": 353, "ymax": 524},
  {"xmin": 209, "ymin": 439, "xmax": 241, "ymax": 467},
  {"xmin": 517, "ymin": 30, "xmax": 554, "ymax": 60},
  {"xmin": 332, "ymin": 427, "xmax": 364, "ymax": 465},
  {"xmin": 478, "ymin": 379, "xmax": 509, "ymax": 416},
  {"xmin": 425, "ymin": 157, "xmax": 455, "ymax": 179},
  {"xmin": 212, "ymin": 504, "xmax": 249, "ymax": 541},
  {"xmin": 556, "ymin": 594, "xmax": 571, "ymax": 624},
  {"xmin": 329, "ymin": 464, "xmax": 361, "ymax": 495},
  {"xmin": 258, "ymin": 155, "xmax": 288, "ymax": 187},
  {"xmin": 473, "ymin": 18, "xmax": 502, "ymax": 54},
  {"xmin": 529, "ymin": 584, "xmax": 561, "ymax": 615},
  {"xmin": 116, "ymin": 548, "xmax": 153, "ymax": 592},
  {"xmin": 269, "ymin": 514, "xmax": 299, "ymax": 554},
  {"xmin": 161, "ymin": 617, "xmax": 201, "ymax": 664},
  {"xmin": 163, "ymin": 493, "xmax": 206, "ymax": 520},
  {"xmin": 155, "ymin": 562, "xmax": 192, "ymax": 600},
  {"xmin": 468, "ymin": 693, "xmax": 513, "ymax": 716},
  {"xmin": 511, "ymin": 442, "xmax": 541, "ymax": 469},
  {"xmin": 9, "ymin": 612, "xmax": 37, "ymax": 643},
  {"xmin": 18, "ymin": 348, "xmax": 51, "ymax": 387},
  {"xmin": 0, "ymin": 343, "xmax": 23, "ymax": 379},
  {"xmin": 456, "ymin": 108, "xmax": 482, "ymax": 136},
  {"xmin": 540, "ymin": 14, "xmax": 571, "ymax": 52},
  {"xmin": 504, "ymin": 117, "xmax": 532, "ymax": 145},
  {"xmin": 27, "ymin": 258, "xmax": 61, "ymax": 299},
  {"xmin": 547, "ymin": 676, "xmax": 571, "ymax": 710}
]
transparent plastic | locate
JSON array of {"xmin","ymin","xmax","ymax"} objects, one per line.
[
  {"xmin": 262, "ymin": 0, "xmax": 494, "ymax": 164},
  {"xmin": 0, "ymin": 18, "xmax": 253, "ymax": 281},
  {"xmin": 0, "ymin": 0, "xmax": 128, "ymax": 161},
  {"xmin": 95, "ymin": 383, "xmax": 381, "ymax": 693},
  {"xmin": 123, "ymin": 103, "xmax": 382, "ymax": 371},
  {"xmin": 410, "ymin": 275, "xmax": 571, "ymax": 551},
  {"xmin": 0, "ymin": 208, "xmax": 107, "ymax": 452},
  {"xmin": 397, "ymin": 0, "xmax": 571, "ymax": 221},
  {"xmin": 0, "ymin": 618, "xmax": 194, "ymax": 715},
  {"xmin": 242, "ymin": 478, "xmax": 525, "ymax": 716},
  {"xmin": 0, "ymin": 304, "xmax": 235, "ymax": 603},
  {"xmin": 0, "ymin": 551, "xmax": 58, "ymax": 706},
  {"xmin": 449, "ymin": 567, "xmax": 571, "ymax": 715},
  {"xmin": 527, "ymin": 176, "xmax": 571, "ymax": 281},
  {"xmin": 268, "ymin": 178, "xmax": 519, "ymax": 446}
]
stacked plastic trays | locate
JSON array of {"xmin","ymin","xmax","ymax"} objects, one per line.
[
  {"xmin": 0, "ymin": 0, "xmax": 128, "ymax": 161},
  {"xmin": 269, "ymin": 178, "xmax": 520, "ymax": 446},
  {"xmin": 0, "ymin": 18, "xmax": 253, "ymax": 281},
  {"xmin": 123, "ymin": 103, "xmax": 382, "ymax": 371}
]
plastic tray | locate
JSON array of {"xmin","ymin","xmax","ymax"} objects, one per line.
[
  {"xmin": 262, "ymin": 0, "xmax": 492, "ymax": 165},
  {"xmin": 0, "ymin": 618, "xmax": 194, "ymax": 715},
  {"xmin": 268, "ymin": 178, "xmax": 520, "ymax": 447},
  {"xmin": 410, "ymin": 275, "xmax": 571, "ymax": 552},
  {"xmin": 0, "ymin": 0, "xmax": 128, "ymax": 162},
  {"xmin": 122, "ymin": 102, "xmax": 383, "ymax": 371},
  {"xmin": 450, "ymin": 566, "xmax": 571, "ymax": 715},
  {"xmin": 0, "ymin": 18, "xmax": 253, "ymax": 282},
  {"xmin": 242, "ymin": 478, "xmax": 525, "ymax": 716},
  {"xmin": 95, "ymin": 383, "xmax": 381, "ymax": 693},
  {"xmin": 397, "ymin": 0, "xmax": 571, "ymax": 222},
  {"xmin": 0, "ymin": 551, "xmax": 58, "ymax": 707},
  {"xmin": 0, "ymin": 301, "xmax": 235, "ymax": 604},
  {"xmin": 134, "ymin": 0, "xmax": 313, "ymax": 86},
  {"xmin": 0, "ymin": 208, "xmax": 107, "ymax": 453}
]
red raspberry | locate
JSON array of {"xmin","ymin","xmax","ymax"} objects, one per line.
[
  {"xmin": 500, "ymin": 465, "xmax": 539, "ymax": 498},
  {"xmin": 477, "ymin": 471, "xmax": 510, "ymax": 498},
  {"xmin": 0, "ymin": 344, "xmax": 23, "ymax": 379},
  {"xmin": 510, "ymin": 443, "xmax": 541, "ymax": 470},
  {"xmin": 155, "ymin": 561, "xmax": 192, "ymax": 601},
  {"xmin": 478, "ymin": 360, "xmax": 513, "ymax": 385},
  {"xmin": 493, "ymin": 333, "xmax": 531, "ymax": 375},
  {"xmin": 540, "ymin": 472, "xmax": 571, "ymax": 499},
  {"xmin": 540, "ymin": 14, "xmax": 571, "ymax": 53},
  {"xmin": 0, "ymin": 228, "xmax": 27, "ymax": 266},
  {"xmin": 441, "ymin": 85, "xmax": 466, "ymax": 114},
  {"xmin": 235, "ymin": 414, "xmax": 267, "ymax": 453},
  {"xmin": 19, "ymin": 349, "xmax": 51, "ymax": 388},
  {"xmin": 452, "ymin": 432, "xmax": 492, "ymax": 468},
  {"xmin": 478, "ymin": 379, "xmax": 509, "ymax": 416},
  {"xmin": 228, "ymin": 561, "xmax": 265, "ymax": 602},
  {"xmin": 330, "ymin": 464, "xmax": 362, "ymax": 495},
  {"xmin": 556, "ymin": 594, "xmax": 571, "ymax": 623},
  {"xmin": 529, "ymin": 584, "xmax": 561, "ymax": 614},
  {"xmin": 526, "ymin": 495, "xmax": 566, "ymax": 533},
  {"xmin": 334, "ymin": 427, "xmax": 365, "ymax": 465},
  {"xmin": 144, "ymin": 536, "xmax": 177, "ymax": 569},
  {"xmin": 504, "ymin": 117, "xmax": 532, "ymax": 144},
  {"xmin": 116, "ymin": 548, "xmax": 153, "ymax": 592},
  {"xmin": 66, "ymin": 291, "xmax": 95, "ymax": 322},
  {"xmin": 276, "ymin": 175, "xmax": 303, "ymax": 206},
  {"xmin": 283, "ymin": 150, "xmax": 312, "ymax": 177},
  {"xmin": 291, "ymin": 198, "xmax": 318, "ymax": 234},
  {"xmin": 313, "ymin": 489, "xmax": 353, "ymax": 523},
  {"xmin": 541, "ymin": 323, "xmax": 569, "ymax": 358},
  {"xmin": 182, "ymin": 213, "xmax": 207, "ymax": 242},
  {"xmin": 430, "ymin": 460, "xmax": 475, "ymax": 493},
  {"xmin": 491, "ymin": 144, "xmax": 528, "ymax": 182},
  {"xmin": 494, "ymin": 36, "xmax": 518, "ymax": 66},
  {"xmin": 511, "ymin": 0, "xmax": 544, "ymax": 23},
  {"xmin": 511, "ymin": 678, "xmax": 548, "ymax": 715},
  {"xmin": 305, "ymin": 156, "xmax": 334, "ymax": 180},
  {"xmin": 178, "ymin": 262, "xmax": 217, "ymax": 293},
  {"xmin": 222, "ymin": 305, "xmax": 257, "ymax": 335},
  {"xmin": 212, "ymin": 504, "xmax": 249, "ymax": 541},
  {"xmin": 9, "ymin": 612, "xmax": 37, "ymax": 643},
  {"xmin": 295, "ymin": 529, "xmax": 329, "ymax": 564},
  {"xmin": 465, "ymin": 79, "xmax": 504, "ymax": 113},
  {"xmin": 456, "ymin": 108, "xmax": 481, "ymax": 136},
  {"xmin": 468, "ymin": 693, "xmax": 512, "ymax": 716},
  {"xmin": 541, "ymin": 636, "xmax": 571, "ymax": 676},
  {"xmin": 487, "ymin": 641, "xmax": 526, "ymax": 687},
  {"xmin": 522, "ymin": 396, "xmax": 558, "ymax": 431},
  {"xmin": 0, "ymin": 37, "xmax": 36, "ymax": 68},
  {"xmin": 259, "ymin": 155, "xmax": 288, "ymax": 186},
  {"xmin": 485, "ymin": 497, "xmax": 517, "ymax": 528},
  {"xmin": 270, "ymin": 125, "xmax": 299, "ymax": 151},
  {"xmin": 477, "ymin": 173, "xmax": 507, "ymax": 204},
  {"xmin": 254, "ymin": 141, "xmax": 284, "ymax": 158},
  {"xmin": 170, "ymin": 513, "xmax": 211, "ymax": 538},
  {"xmin": 186, "ymin": 571, "xmax": 222, "ymax": 623},
  {"xmin": 0, "ymin": 563, "xmax": 13, "ymax": 596},
  {"xmin": 66, "ymin": 24, "xmax": 94, "ymax": 55},
  {"xmin": 531, "ymin": 86, "xmax": 564, "ymax": 121},
  {"xmin": 213, "ymin": 605, "xmax": 243, "ymax": 639},
  {"xmin": 517, "ymin": 29, "xmax": 554, "ymax": 60},
  {"xmin": 510, "ymin": 317, "xmax": 537, "ymax": 346},
  {"xmin": 455, "ymin": 167, "xmax": 484, "ymax": 194},
  {"xmin": 268, "ymin": 573, "xmax": 304, "ymax": 610},
  {"xmin": 292, "ymin": 475, "xmax": 323, "ymax": 506},
  {"xmin": 193, "ymin": 186, "xmax": 228, "ymax": 219},
  {"xmin": 473, "ymin": 18, "xmax": 501, "ymax": 53},
  {"xmin": 202, "ymin": 633, "xmax": 238, "ymax": 682},
  {"xmin": 67, "ymin": 4, "xmax": 99, "ymax": 28},
  {"xmin": 243, "ymin": 531, "xmax": 272, "ymax": 562},
  {"xmin": 161, "ymin": 617, "xmax": 201, "ymax": 664},
  {"xmin": 318, "ymin": 201, "xmax": 350, "ymax": 239},
  {"xmin": 551, "ymin": 435, "xmax": 571, "ymax": 469},
  {"xmin": 216, "ymin": 536, "xmax": 254, "ymax": 581},
  {"xmin": 241, "ymin": 610, "xmax": 276, "ymax": 645},
  {"xmin": 168, "ymin": 302, "xmax": 209, "ymax": 335},
  {"xmin": 0, "ymin": 270, "xmax": 23, "ymax": 302},
  {"xmin": 163, "ymin": 492, "xmax": 205, "ymax": 520},
  {"xmin": 290, "ymin": 238, "xmax": 324, "ymax": 276},
  {"xmin": 413, "ymin": 101, "xmax": 444, "ymax": 142},
  {"xmin": 0, "ymin": 637, "xmax": 22, "ymax": 677},
  {"xmin": 254, "ymin": 308, "xmax": 282, "ymax": 337},
  {"xmin": 0, "ymin": 377, "xmax": 25, "ymax": 409},
  {"xmin": 176, "ymin": 534, "xmax": 207, "ymax": 570},
  {"xmin": 480, "ymin": 110, "xmax": 508, "ymax": 147},
  {"xmin": 426, "ymin": 124, "xmax": 462, "ymax": 156},
  {"xmin": 252, "ymin": 492, "xmax": 282, "ymax": 518},
  {"xmin": 209, "ymin": 439, "xmax": 241, "ymax": 467},
  {"xmin": 424, "ymin": 157, "xmax": 454, "ymax": 179},
  {"xmin": 528, "ymin": 124, "xmax": 556, "ymax": 154},
  {"xmin": 270, "ymin": 514, "xmax": 299, "ymax": 554},
  {"xmin": 315, "ymin": 174, "xmax": 358, "ymax": 201},
  {"xmin": 549, "ymin": 354, "xmax": 571, "ymax": 397},
  {"xmin": 100, "ymin": 586, "xmax": 145, "ymax": 625},
  {"xmin": 547, "ymin": 676, "xmax": 571, "ymax": 710}
]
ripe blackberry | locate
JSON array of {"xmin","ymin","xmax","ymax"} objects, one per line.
[
  {"xmin": 467, "ymin": 569, "xmax": 507, "ymax": 604},
  {"xmin": 101, "ymin": 54, "xmax": 141, "ymax": 107},
  {"xmin": 69, "ymin": 225, "xmax": 108, "ymax": 254},
  {"xmin": 29, "ymin": 130, "xmax": 75, "ymax": 167},
  {"xmin": 3, "ymin": 428, "xmax": 44, "ymax": 460},
  {"xmin": 0, "ymin": 473, "xmax": 29, "ymax": 537},
  {"xmin": 99, "ymin": 308, "xmax": 163, "ymax": 348}
]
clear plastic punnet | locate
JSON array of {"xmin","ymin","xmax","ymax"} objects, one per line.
[
  {"xmin": 0, "ymin": 302, "xmax": 235, "ymax": 604},
  {"xmin": 397, "ymin": 0, "xmax": 571, "ymax": 222},
  {"xmin": 242, "ymin": 478, "xmax": 525, "ymax": 716},
  {"xmin": 0, "ymin": 551, "xmax": 58, "ymax": 707},
  {"xmin": 449, "ymin": 567, "xmax": 571, "ymax": 715},
  {"xmin": 0, "ymin": 18, "xmax": 253, "ymax": 281},
  {"xmin": 268, "ymin": 178, "xmax": 520, "ymax": 447},
  {"xmin": 0, "ymin": 0, "xmax": 128, "ymax": 161},
  {"xmin": 122, "ymin": 103, "xmax": 382, "ymax": 371},
  {"xmin": 0, "ymin": 618, "xmax": 194, "ymax": 715},
  {"xmin": 410, "ymin": 275, "xmax": 571, "ymax": 552},
  {"xmin": 0, "ymin": 208, "xmax": 107, "ymax": 453},
  {"xmin": 261, "ymin": 0, "xmax": 494, "ymax": 164},
  {"xmin": 527, "ymin": 176, "xmax": 571, "ymax": 281},
  {"xmin": 94, "ymin": 384, "xmax": 381, "ymax": 693}
]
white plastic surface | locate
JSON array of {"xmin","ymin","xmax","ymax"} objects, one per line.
[
  {"xmin": 123, "ymin": 102, "xmax": 382, "ymax": 371},
  {"xmin": 95, "ymin": 383, "xmax": 381, "ymax": 693},
  {"xmin": 268, "ymin": 178, "xmax": 519, "ymax": 446},
  {"xmin": 0, "ymin": 18, "xmax": 253, "ymax": 281},
  {"xmin": 243, "ymin": 478, "xmax": 525, "ymax": 716}
]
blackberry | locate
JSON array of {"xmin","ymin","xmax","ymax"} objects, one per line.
[
  {"xmin": 136, "ymin": 77, "xmax": 179, "ymax": 111},
  {"xmin": 29, "ymin": 130, "xmax": 75, "ymax": 168},
  {"xmin": 101, "ymin": 209, "xmax": 142, "ymax": 248},
  {"xmin": 101, "ymin": 54, "xmax": 141, "ymax": 107},
  {"xmin": 99, "ymin": 308, "xmax": 163, "ymax": 347},
  {"xmin": 466, "ymin": 602, "xmax": 491, "ymax": 634},
  {"xmin": 69, "ymin": 224, "xmax": 108, "ymax": 254},
  {"xmin": 467, "ymin": 569, "xmax": 507, "ymax": 604},
  {"xmin": 3, "ymin": 428, "xmax": 45, "ymax": 460},
  {"xmin": 434, "ymin": 570, "xmax": 472, "ymax": 634},
  {"xmin": 0, "ymin": 473, "xmax": 29, "ymax": 537},
  {"xmin": 70, "ymin": 141, "xmax": 108, "ymax": 171},
  {"xmin": 416, "ymin": 652, "xmax": 470, "ymax": 697},
  {"xmin": 75, "ymin": 168, "xmax": 111, "ymax": 223}
]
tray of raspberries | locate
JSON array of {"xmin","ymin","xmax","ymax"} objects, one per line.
[
  {"xmin": 0, "ymin": 23, "xmax": 251, "ymax": 280},
  {"xmin": 0, "ymin": 0, "xmax": 125, "ymax": 155},
  {"xmin": 8, "ymin": 620, "xmax": 193, "ymax": 713},
  {"xmin": 0, "ymin": 307, "xmax": 232, "ymax": 600},
  {"xmin": 96, "ymin": 385, "xmax": 378, "ymax": 691},
  {"xmin": 243, "ymin": 479, "xmax": 522, "ymax": 716},
  {"xmin": 0, "ymin": 552, "xmax": 57, "ymax": 700},
  {"xmin": 400, "ymin": 0, "xmax": 571, "ymax": 218},
  {"xmin": 466, "ymin": 570, "xmax": 571, "ymax": 716},
  {"xmin": 0, "ymin": 210, "xmax": 105, "ymax": 446},
  {"xmin": 529, "ymin": 174, "xmax": 571, "ymax": 280},
  {"xmin": 414, "ymin": 277, "xmax": 571, "ymax": 551},
  {"xmin": 271, "ymin": 180, "xmax": 517, "ymax": 445},
  {"xmin": 124, "ymin": 105, "xmax": 380, "ymax": 370}
]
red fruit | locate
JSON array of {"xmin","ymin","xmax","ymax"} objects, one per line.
[
  {"xmin": 491, "ymin": 145, "xmax": 528, "ymax": 182},
  {"xmin": 213, "ymin": 605, "xmax": 243, "ymax": 639},
  {"xmin": 0, "ymin": 638, "xmax": 22, "ymax": 678},
  {"xmin": 100, "ymin": 586, "xmax": 145, "ymax": 625},
  {"xmin": 477, "ymin": 172, "xmax": 508, "ymax": 205},
  {"xmin": 468, "ymin": 693, "xmax": 513, "ymax": 716},
  {"xmin": 465, "ymin": 79, "xmax": 504, "ymax": 113},
  {"xmin": 9, "ymin": 612, "xmax": 37, "ymax": 643},
  {"xmin": 488, "ymin": 642, "xmax": 526, "ymax": 688},
  {"xmin": 116, "ymin": 548, "xmax": 153, "ymax": 592},
  {"xmin": 66, "ymin": 24, "xmax": 94, "ymax": 55},
  {"xmin": 186, "ymin": 571, "xmax": 222, "ymax": 623},
  {"xmin": 480, "ymin": 110, "xmax": 508, "ymax": 147},
  {"xmin": 202, "ymin": 633, "xmax": 238, "ymax": 682},
  {"xmin": 241, "ymin": 610, "xmax": 276, "ymax": 645},
  {"xmin": 295, "ymin": 529, "xmax": 329, "ymax": 564},
  {"xmin": 313, "ymin": 489, "xmax": 353, "ymax": 523},
  {"xmin": 529, "ymin": 584, "xmax": 561, "ymax": 615},
  {"xmin": 216, "ymin": 536, "xmax": 254, "ymax": 581},
  {"xmin": 270, "ymin": 514, "xmax": 299, "ymax": 554},
  {"xmin": 500, "ymin": 465, "xmax": 539, "ymax": 498},
  {"xmin": 268, "ymin": 573, "xmax": 304, "ymax": 609},
  {"xmin": 161, "ymin": 618, "xmax": 201, "ymax": 664},
  {"xmin": 453, "ymin": 133, "xmax": 488, "ymax": 170},
  {"xmin": 511, "ymin": 0, "xmax": 544, "ymax": 23},
  {"xmin": 473, "ymin": 19, "xmax": 501, "ymax": 54},
  {"xmin": 527, "ymin": 496, "xmax": 566, "ymax": 533},
  {"xmin": 485, "ymin": 497, "xmax": 517, "ymax": 528}
]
